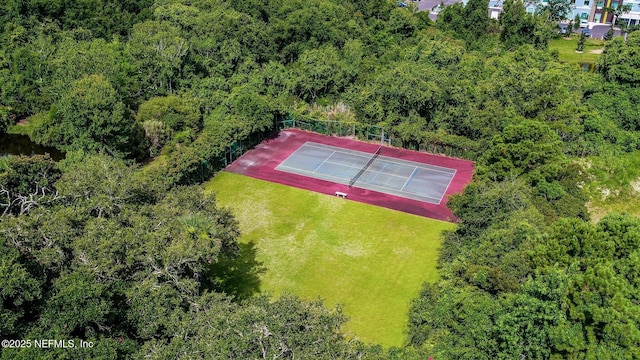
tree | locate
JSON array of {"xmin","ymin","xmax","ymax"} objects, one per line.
[
  {"xmin": 544, "ymin": 0, "xmax": 574, "ymax": 21},
  {"xmin": 388, "ymin": 7, "xmax": 419, "ymax": 38},
  {"xmin": 0, "ymin": 106, "xmax": 10, "ymax": 134},
  {"xmin": 0, "ymin": 161, "xmax": 246, "ymax": 358},
  {"xmin": 577, "ymin": 31, "xmax": 586, "ymax": 51},
  {"xmin": 0, "ymin": 234, "xmax": 44, "ymax": 338},
  {"xmin": 443, "ymin": 179, "xmax": 533, "ymax": 241},
  {"xmin": 0, "ymin": 154, "xmax": 61, "ymax": 217},
  {"xmin": 133, "ymin": 294, "xmax": 365, "ymax": 359},
  {"xmin": 46, "ymin": 35, "xmax": 137, "ymax": 107},
  {"xmin": 137, "ymin": 95, "xmax": 201, "ymax": 132},
  {"xmin": 0, "ymin": 0, "xmax": 153, "ymax": 39},
  {"xmin": 604, "ymin": 27, "xmax": 615, "ymax": 40},
  {"xmin": 408, "ymin": 283, "xmax": 500, "ymax": 358},
  {"xmin": 465, "ymin": 0, "xmax": 491, "ymax": 40},
  {"xmin": 54, "ymin": 153, "xmax": 145, "ymax": 218},
  {"xmin": 494, "ymin": 271, "xmax": 569, "ymax": 359},
  {"xmin": 479, "ymin": 120, "xmax": 565, "ymax": 181},
  {"xmin": 352, "ymin": 61, "xmax": 442, "ymax": 128},
  {"xmin": 127, "ymin": 21, "xmax": 188, "ymax": 96},
  {"xmin": 500, "ymin": 0, "xmax": 538, "ymax": 49},
  {"xmin": 32, "ymin": 74, "xmax": 145, "ymax": 159},
  {"xmin": 136, "ymin": 95, "xmax": 202, "ymax": 156},
  {"xmin": 603, "ymin": 3, "xmax": 632, "ymax": 29},
  {"xmin": 0, "ymin": 22, "xmax": 60, "ymax": 116},
  {"xmin": 437, "ymin": 0, "xmax": 490, "ymax": 45},
  {"xmin": 437, "ymin": 3, "xmax": 468, "ymax": 39},
  {"xmin": 186, "ymin": 5, "xmax": 272, "ymax": 77},
  {"xmin": 597, "ymin": 31, "xmax": 640, "ymax": 86},
  {"xmin": 293, "ymin": 45, "xmax": 347, "ymax": 102},
  {"xmin": 268, "ymin": 0, "xmax": 359, "ymax": 63},
  {"xmin": 225, "ymin": 86, "xmax": 276, "ymax": 139}
]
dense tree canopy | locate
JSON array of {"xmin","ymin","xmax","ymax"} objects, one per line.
[
  {"xmin": 31, "ymin": 75, "xmax": 146, "ymax": 159},
  {"xmin": 597, "ymin": 31, "xmax": 640, "ymax": 86},
  {"xmin": 1, "ymin": 0, "xmax": 640, "ymax": 358}
]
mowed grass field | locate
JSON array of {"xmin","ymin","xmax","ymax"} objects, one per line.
[
  {"xmin": 205, "ymin": 172, "xmax": 454, "ymax": 347},
  {"xmin": 549, "ymin": 37, "xmax": 605, "ymax": 64}
]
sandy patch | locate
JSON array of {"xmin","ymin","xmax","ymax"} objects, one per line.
[
  {"xmin": 631, "ymin": 178, "xmax": 640, "ymax": 193},
  {"xmin": 589, "ymin": 48, "xmax": 604, "ymax": 54}
]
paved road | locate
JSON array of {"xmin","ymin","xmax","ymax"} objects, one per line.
[
  {"xmin": 588, "ymin": 24, "xmax": 621, "ymax": 39},
  {"xmin": 410, "ymin": 0, "xmax": 441, "ymax": 12},
  {"xmin": 409, "ymin": 0, "xmax": 460, "ymax": 21}
]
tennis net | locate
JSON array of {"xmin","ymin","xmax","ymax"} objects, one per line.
[{"xmin": 349, "ymin": 146, "xmax": 382, "ymax": 187}]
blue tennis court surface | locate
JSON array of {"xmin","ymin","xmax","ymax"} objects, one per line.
[{"xmin": 275, "ymin": 142, "xmax": 456, "ymax": 204}]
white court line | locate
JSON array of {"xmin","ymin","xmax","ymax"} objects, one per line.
[
  {"xmin": 435, "ymin": 169, "xmax": 457, "ymax": 205},
  {"xmin": 322, "ymin": 158, "xmax": 454, "ymax": 200},
  {"xmin": 279, "ymin": 162, "xmax": 445, "ymax": 204},
  {"xmin": 376, "ymin": 157, "xmax": 455, "ymax": 176},
  {"xmin": 312, "ymin": 150, "xmax": 336, "ymax": 172},
  {"xmin": 276, "ymin": 164, "xmax": 352, "ymax": 183},
  {"xmin": 304, "ymin": 141, "xmax": 456, "ymax": 174},
  {"xmin": 351, "ymin": 172, "xmax": 442, "ymax": 203},
  {"xmin": 400, "ymin": 167, "xmax": 419, "ymax": 191},
  {"xmin": 304, "ymin": 142, "xmax": 378, "ymax": 163},
  {"xmin": 321, "ymin": 159, "xmax": 380, "ymax": 173},
  {"xmin": 324, "ymin": 152, "xmax": 371, "ymax": 171},
  {"xmin": 358, "ymin": 182, "xmax": 443, "ymax": 203},
  {"xmin": 280, "ymin": 141, "xmax": 457, "ymax": 204},
  {"xmin": 276, "ymin": 143, "xmax": 318, "ymax": 166},
  {"xmin": 356, "ymin": 167, "xmax": 455, "ymax": 204},
  {"xmin": 397, "ymin": 169, "xmax": 458, "ymax": 205},
  {"xmin": 360, "ymin": 162, "xmax": 389, "ymax": 186},
  {"xmin": 304, "ymin": 142, "xmax": 456, "ymax": 179}
]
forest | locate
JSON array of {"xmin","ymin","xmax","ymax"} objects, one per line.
[{"xmin": 1, "ymin": 0, "xmax": 639, "ymax": 358}]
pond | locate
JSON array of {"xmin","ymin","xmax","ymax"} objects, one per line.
[
  {"xmin": 579, "ymin": 62, "xmax": 596, "ymax": 73},
  {"xmin": 0, "ymin": 133, "xmax": 65, "ymax": 161}
]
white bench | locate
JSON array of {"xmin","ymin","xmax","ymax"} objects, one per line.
[{"xmin": 335, "ymin": 191, "xmax": 347, "ymax": 198}]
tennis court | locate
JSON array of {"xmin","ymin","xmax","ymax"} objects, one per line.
[{"xmin": 276, "ymin": 142, "xmax": 456, "ymax": 204}]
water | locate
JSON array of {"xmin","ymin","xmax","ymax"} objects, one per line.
[
  {"xmin": 580, "ymin": 62, "xmax": 595, "ymax": 73},
  {"xmin": 0, "ymin": 133, "xmax": 65, "ymax": 161}
]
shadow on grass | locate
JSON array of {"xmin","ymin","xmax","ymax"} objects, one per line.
[{"xmin": 207, "ymin": 241, "xmax": 265, "ymax": 301}]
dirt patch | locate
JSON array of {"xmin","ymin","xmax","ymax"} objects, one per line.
[
  {"xmin": 631, "ymin": 178, "xmax": 640, "ymax": 193},
  {"xmin": 586, "ymin": 201, "xmax": 607, "ymax": 223},
  {"xmin": 17, "ymin": 119, "xmax": 29, "ymax": 125},
  {"xmin": 589, "ymin": 48, "xmax": 604, "ymax": 54}
]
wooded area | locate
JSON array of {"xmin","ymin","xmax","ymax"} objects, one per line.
[{"xmin": 1, "ymin": 0, "xmax": 639, "ymax": 358}]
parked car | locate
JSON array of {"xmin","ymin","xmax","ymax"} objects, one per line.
[
  {"xmin": 559, "ymin": 25, "xmax": 569, "ymax": 35},
  {"xmin": 583, "ymin": 28, "xmax": 591, "ymax": 37},
  {"xmin": 580, "ymin": 19, "xmax": 588, "ymax": 28},
  {"xmin": 397, "ymin": 1, "xmax": 409, "ymax": 7}
]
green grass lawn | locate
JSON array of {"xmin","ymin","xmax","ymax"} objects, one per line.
[
  {"xmin": 549, "ymin": 37, "xmax": 605, "ymax": 64},
  {"xmin": 579, "ymin": 151, "xmax": 640, "ymax": 222},
  {"xmin": 205, "ymin": 172, "xmax": 454, "ymax": 347},
  {"xmin": 7, "ymin": 122, "xmax": 33, "ymax": 136}
]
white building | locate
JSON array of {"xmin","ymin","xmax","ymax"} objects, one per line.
[
  {"xmin": 619, "ymin": 0, "xmax": 640, "ymax": 25},
  {"xmin": 571, "ymin": 0, "xmax": 593, "ymax": 22}
]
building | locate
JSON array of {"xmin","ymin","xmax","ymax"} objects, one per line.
[
  {"xmin": 619, "ymin": 0, "xmax": 640, "ymax": 25},
  {"xmin": 591, "ymin": 0, "xmax": 616, "ymax": 23},
  {"xmin": 572, "ymin": 0, "xmax": 593, "ymax": 22},
  {"xmin": 447, "ymin": 0, "xmax": 639, "ymax": 26},
  {"xmin": 488, "ymin": 0, "xmax": 503, "ymax": 19}
]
